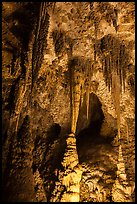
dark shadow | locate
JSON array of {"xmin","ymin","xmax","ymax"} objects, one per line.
[
  {"xmin": 76, "ymin": 94, "xmax": 118, "ymax": 202},
  {"xmin": 32, "ymin": 123, "xmax": 66, "ymax": 201},
  {"xmin": 46, "ymin": 123, "xmax": 61, "ymax": 146},
  {"xmin": 76, "ymin": 93, "xmax": 115, "ymax": 162}
]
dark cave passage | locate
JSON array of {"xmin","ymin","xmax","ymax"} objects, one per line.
[
  {"xmin": 46, "ymin": 123, "xmax": 61, "ymax": 145},
  {"xmin": 76, "ymin": 93, "xmax": 114, "ymax": 163},
  {"xmin": 76, "ymin": 94, "xmax": 119, "ymax": 202}
]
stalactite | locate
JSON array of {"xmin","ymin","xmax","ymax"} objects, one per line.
[
  {"xmin": 100, "ymin": 35, "xmax": 129, "ymax": 93},
  {"xmin": 69, "ymin": 62, "xmax": 74, "ymax": 133},
  {"xmin": 103, "ymin": 56, "xmax": 108, "ymax": 88},
  {"xmin": 107, "ymin": 55, "xmax": 110, "ymax": 88},
  {"xmin": 70, "ymin": 71, "xmax": 82, "ymax": 134},
  {"xmin": 94, "ymin": 21, "xmax": 97, "ymax": 63},
  {"xmin": 100, "ymin": 35, "xmax": 123, "ymax": 139},
  {"xmin": 111, "ymin": 71, "xmax": 121, "ymax": 140},
  {"xmin": 69, "ymin": 57, "xmax": 88, "ymax": 134},
  {"xmin": 117, "ymin": 44, "xmax": 122, "ymax": 88},
  {"xmin": 80, "ymin": 82, "xmax": 84, "ymax": 108},
  {"xmin": 85, "ymin": 64, "xmax": 90, "ymax": 120},
  {"xmin": 99, "ymin": 33, "xmax": 133, "ymax": 201},
  {"xmin": 120, "ymin": 44, "xmax": 128, "ymax": 92},
  {"xmin": 14, "ymin": 83, "xmax": 25, "ymax": 132},
  {"xmin": 35, "ymin": 3, "xmax": 43, "ymax": 43},
  {"xmin": 109, "ymin": 56, "xmax": 113, "ymax": 92},
  {"xmin": 32, "ymin": 2, "xmax": 49, "ymax": 90},
  {"xmin": 89, "ymin": 2, "xmax": 97, "ymax": 71},
  {"xmin": 86, "ymin": 84, "xmax": 90, "ymax": 120},
  {"xmin": 112, "ymin": 9, "xmax": 118, "ymax": 33}
]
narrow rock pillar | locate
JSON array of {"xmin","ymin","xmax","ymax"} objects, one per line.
[{"xmin": 60, "ymin": 133, "xmax": 82, "ymax": 202}]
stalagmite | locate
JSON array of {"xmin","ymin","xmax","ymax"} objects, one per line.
[
  {"xmin": 112, "ymin": 145, "xmax": 132, "ymax": 202},
  {"xmin": 60, "ymin": 133, "xmax": 82, "ymax": 202}
]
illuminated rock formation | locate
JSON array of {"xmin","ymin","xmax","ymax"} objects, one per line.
[{"xmin": 2, "ymin": 2, "xmax": 135, "ymax": 202}]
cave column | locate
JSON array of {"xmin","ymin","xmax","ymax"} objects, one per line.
[{"xmin": 59, "ymin": 67, "xmax": 83, "ymax": 201}]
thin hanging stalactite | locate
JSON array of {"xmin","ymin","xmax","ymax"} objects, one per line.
[
  {"xmin": 85, "ymin": 63, "xmax": 90, "ymax": 120},
  {"xmin": 86, "ymin": 60, "xmax": 93, "ymax": 119},
  {"xmin": 94, "ymin": 19, "xmax": 97, "ymax": 63},
  {"xmin": 86, "ymin": 83, "xmax": 90, "ymax": 120},
  {"xmin": 89, "ymin": 2, "xmax": 98, "ymax": 63},
  {"xmin": 107, "ymin": 55, "xmax": 111, "ymax": 91},
  {"xmin": 111, "ymin": 71, "xmax": 121, "ymax": 140},
  {"xmin": 103, "ymin": 56, "xmax": 108, "ymax": 88},
  {"xmin": 109, "ymin": 55, "xmax": 113, "ymax": 92},
  {"xmin": 80, "ymin": 81, "xmax": 84, "ymax": 108},
  {"xmin": 121, "ymin": 44, "xmax": 127, "ymax": 92}
]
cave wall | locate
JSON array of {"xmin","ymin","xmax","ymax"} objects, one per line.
[{"xmin": 2, "ymin": 2, "xmax": 135, "ymax": 202}]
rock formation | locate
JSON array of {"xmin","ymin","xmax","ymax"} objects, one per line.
[{"xmin": 2, "ymin": 2, "xmax": 135, "ymax": 202}]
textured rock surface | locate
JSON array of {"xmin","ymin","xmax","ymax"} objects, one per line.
[
  {"xmin": 60, "ymin": 134, "xmax": 82, "ymax": 202},
  {"xmin": 2, "ymin": 116, "xmax": 36, "ymax": 202},
  {"xmin": 2, "ymin": 2, "xmax": 135, "ymax": 202}
]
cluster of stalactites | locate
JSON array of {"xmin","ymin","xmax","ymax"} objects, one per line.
[
  {"xmin": 68, "ymin": 57, "xmax": 92, "ymax": 134},
  {"xmin": 111, "ymin": 70, "xmax": 121, "ymax": 139},
  {"xmin": 99, "ymin": 34, "xmax": 129, "ymax": 93},
  {"xmin": 99, "ymin": 34, "xmax": 130, "ymax": 139}
]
